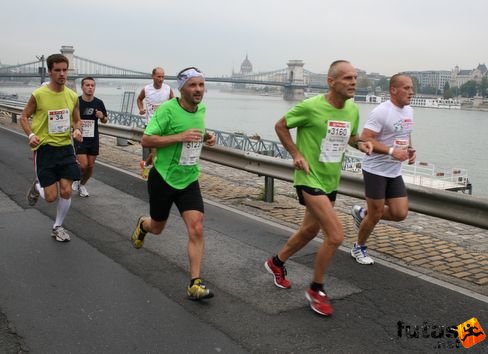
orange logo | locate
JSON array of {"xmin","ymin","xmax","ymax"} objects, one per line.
[{"xmin": 457, "ymin": 317, "xmax": 485, "ymax": 349}]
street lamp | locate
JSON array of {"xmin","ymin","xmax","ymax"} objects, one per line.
[{"xmin": 36, "ymin": 55, "xmax": 46, "ymax": 85}]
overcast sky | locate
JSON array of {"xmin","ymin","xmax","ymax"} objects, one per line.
[{"xmin": 1, "ymin": 0, "xmax": 486, "ymax": 77}]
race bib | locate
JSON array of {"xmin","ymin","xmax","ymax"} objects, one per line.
[
  {"xmin": 81, "ymin": 119, "xmax": 95, "ymax": 138},
  {"xmin": 147, "ymin": 103, "xmax": 160, "ymax": 120},
  {"xmin": 319, "ymin": 120, "xmax": 351, "ymax": 163},
  {"xmin": 179, "ymin": 141, "xmax": 203, "ymax": 166},
  {"xmin": 48, "ymin": 109, "xmax": 70, "ymax": 134}
]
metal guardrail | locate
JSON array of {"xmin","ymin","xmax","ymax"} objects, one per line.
[
  {"xmin": 1, "ymin": 103, "xmax": 488, "ymax": 229},
  {"xmin": 96, "ymin": 124, "xmax": 488, "ymax": 230}
]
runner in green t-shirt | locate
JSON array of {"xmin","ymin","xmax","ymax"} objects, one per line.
[
  {"xmin": 264, "ymin": 60, "xmax": 373, "ymax": 316},
  {"xmin": 130, "ymin": 67, "xmax": 216, "ymax": 300}
]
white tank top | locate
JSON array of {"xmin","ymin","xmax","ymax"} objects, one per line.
[{"xmin": 144, "ymin": 83, "xmax": 171, "ymax": 122}]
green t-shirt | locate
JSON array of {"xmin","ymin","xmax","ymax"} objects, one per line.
[
  {"xmin": 31, "ymin": 85, "xmax": 78, "ymax": 150},
  {"xmin": 285, "ymin": 94, "xmax": 359, "ymax": 193},
  {"xmin": 144, "ymin": 98, "xmax": 206, "ymax": 189}
]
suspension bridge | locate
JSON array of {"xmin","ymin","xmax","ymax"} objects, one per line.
[{"xmin": 0, "ymin": 45, "xmax": 328, "ymax": 100}]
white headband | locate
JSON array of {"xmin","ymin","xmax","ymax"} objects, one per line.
[{"xmin": 177, "ymin": 68, "xmax": 204, "ymax": 90}]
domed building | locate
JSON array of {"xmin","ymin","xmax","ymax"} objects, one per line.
[
  {"xmin": 231, "ymin": 54, "xmax": 254, "ymax": 90},
  {"xmin": 240, "ymin": 54, "xmax": 253, "ymax": 74}
]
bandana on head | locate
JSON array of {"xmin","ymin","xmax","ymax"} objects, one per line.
[{"xmin": 177, "ymin": 68, "xmax": 204, "ymax": 90}]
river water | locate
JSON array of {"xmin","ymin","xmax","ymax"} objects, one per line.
[{"xmin": 2, "ymin": 82, "xmax": 487, "ymax": 198}]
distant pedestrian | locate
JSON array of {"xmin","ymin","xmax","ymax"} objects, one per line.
[
  {"xmin": 350, "ymin": 74, "xmax": 415, "ymax": 265},
  {"xmin": 264, "ymin": 60, "xmax": 373, "ymax": 316},
  {"xmin": 72, "ymin": 77, "xmax": 108, "ymax": 197},
  {"xmin": 131, "ymin": 67, "xmax": 217, "ymax": 300},
  {"xmin": 20, "ymin": 53, "xmax": 82, "ymax": 242},
  {"xmin": 137, "ymin": 67, "xmax": 175, "ymax": 165}
]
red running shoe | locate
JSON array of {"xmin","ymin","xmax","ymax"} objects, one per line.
[
  {"xmin": 305, "ymin": 288, "xmax": 334, "ymax": 316},
  {"xmin": 264, "ymin": 258, "xmax": 291, "ymax": 289}
]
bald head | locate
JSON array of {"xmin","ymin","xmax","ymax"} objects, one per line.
[
  {"xmin": 151, "ymin": 67, "xmax": 165, "ymax": 88},
  {"xmin": 328, "ymin": 60, "xmax": 351, "ymax": 79},
  {"xmin": 389, "ymin": 73, "xmax": 410, "ymax": 90}
]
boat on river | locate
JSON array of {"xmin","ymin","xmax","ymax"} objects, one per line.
[{"xmin": 361, "ymin": 94, "xmax": 461, "ymax": 109}]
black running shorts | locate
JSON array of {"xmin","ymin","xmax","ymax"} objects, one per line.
[
  {"xmin": 362, "ymin": 169, "xmax": 407, "ymax": 200},
  {"xmin": 147, "ymin": 167, "xmax": 204, "ymax": 222},
  {"xmin": 34, "ymin": 144, "xmax": 81, "ymax": 188},
  {"xmin": 74, "ymin": 141, "xmax": 99, "ymax": 156},
  {"xmin": 295, "ymin": 185, "xmax": 337, "ymax": 206}
]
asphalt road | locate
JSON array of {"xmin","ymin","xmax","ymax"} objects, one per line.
[{"xmin": 0, "ymin": 127, "xmax": 487, "ymax": 353}]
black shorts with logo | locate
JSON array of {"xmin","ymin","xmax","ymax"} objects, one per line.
[
  {"xmin": 147, "ymin": 167, "xmax": 204, "ymax": 222},
  {"xmin": 34, "ymin": 144, "xmax": 81, "ymax": 187}
]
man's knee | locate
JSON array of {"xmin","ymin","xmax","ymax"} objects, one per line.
[
  {"xmin": 391, "ymin": 209, "xmax": 408, "ymax": 222},
  {"xmin": 327, "ymin": 232, "xmax": 344, "ymax": 247}
]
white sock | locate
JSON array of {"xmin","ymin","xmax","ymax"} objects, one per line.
[
  {"xmin": 36, "ymin": 183, "xmax": 45, "ymax": 199},
  {"xmin": 53, "ymin": 197, "xmax": 71, "ymax": 228}
]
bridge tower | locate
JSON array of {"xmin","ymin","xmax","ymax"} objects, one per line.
[
  {"xmin": 60, "ymin": 45, "xmax": 77, "ymax": 90},
  {"xmin": 283, "ymin": 60, "xmax": 306, "ymax": 101}
]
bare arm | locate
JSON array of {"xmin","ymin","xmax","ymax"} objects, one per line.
[
  {"xmin": 275, "ymin": 117, "xmax": 309, "ymax": 174},
  {"xmin": 361, "ymin": 128, "xmax": 409, "ymax": 161},
  {"xmin": 141, "ymin": 128, "xmax": 203, "ymax": 148},
  {"xmin": 136, "ymin": 89, "xmax": 146, "ymax": 115},
  {"xmin": 19, "ymin": 95, "xmax": 40, "ymax": 148},
  {"xmin": 72, "ymin": 100, "xmax": 83, "ymax": 142},
  {"xmin": 169, "ymin": 88, "xmax": 175, "ymax": 99},
  {"xmin": 348, "ymin": 134, "xmax": 373, "ymax": 155}
]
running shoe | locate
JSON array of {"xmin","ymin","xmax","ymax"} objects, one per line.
[
  {"xmin": 264, "ymin": 257, "xmax": 291, "ymax": 289},
  {"xmin": 131, "ymin": 216, "xmax": 147, "ymax": 249},
  {"xmin": 350, "ymin": 242, "xmax": 375, "ymax": 265},
  {"xmin": 26, "ymin": 179, "xmax": 40, "ymax": 206},
  {"xmin": 187, "ymin": 278, "xmax": 214, "ymax": 300},
  {"xmin": 71, "ymin": 180, "xmax": 80, "ymax": 192},
  {"xmin": 79, "ymin": 184, "xmax": 89, "ymax": 197},
  {"xmin": 351, "ymin": 205, "xmax": 364, "ymax": 230},
  {"xmin": 51, "ymin": 226, "xmax": 71, "ymax": 242},
  {"xmin": 305, "ymin": 288, "xmax": 334, "ymax": 316}
]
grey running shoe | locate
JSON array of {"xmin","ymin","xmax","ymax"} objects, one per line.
[
  {"xmin": 52, "ymin": 226, "xmax": 71, "ymax": 242},
  {"xmin": 351, "ymin": 205, "xmax": 364, "ymax": 230},
  {"xmin": 72, "ymin": 180, "xmax": 80, "ymax": 191},
  {"xmin": 79, "ymin": 184, "xmax": 89, "ymax": 197},
  {"xmin": 27, "ymin": 179, "xmax": 40, "ymax": 206}
]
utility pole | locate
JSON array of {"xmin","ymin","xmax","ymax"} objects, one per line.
[{"xmin": 36, "ymin": 55, "xmax": 46, "ymax": 85}]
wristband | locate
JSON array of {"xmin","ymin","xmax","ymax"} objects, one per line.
[
  {"xmin": 388, "ymin": 147, "xmax": 394, "ymax": 156},
  {"xmin": 28, "ymin": 133, "xmax": 35, "ymax": 139}
]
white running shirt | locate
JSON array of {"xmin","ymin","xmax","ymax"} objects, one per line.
[
  {"xmin": 361, "ymin": 100, "xmax": 414, "ymax": 178},
  {"xmin": 144, "ymin": 83, "xmax": 172, "ymax": 123}
]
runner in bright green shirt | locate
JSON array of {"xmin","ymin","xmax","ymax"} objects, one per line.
[
  {"xmin": 131, "ymin": 67, "xmax": 217, "ymax": 301},
  {"xmin": 264, "ymin": 60, "xmax": 373, "ymax": 317}
]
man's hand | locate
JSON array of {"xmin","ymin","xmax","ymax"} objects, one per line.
[
  {"xmin": 358, "ymin": 141, "xmax": 373, "ymax": 155},
  {"xmin": 72, "ymin": 128, "xmax": 83, "ymax": 142},
  {"xmin": 203, "ymin": 132, "xmax": 216, "ymax": 146},
  {"xmin": 28, "ymin": 134, "xmax": 40, "ymax": 148},
  {"xmin": 293, "ymin": 153, "xmax": 309, "ymax": 174},
  {"xmin": 180, "ymin": 129, "xmax": 203, "ymax": 142}
]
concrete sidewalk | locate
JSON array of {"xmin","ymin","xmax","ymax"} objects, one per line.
[{"xmin": 1, "ymin": 115, "xmax": 486, "ymax": 297}]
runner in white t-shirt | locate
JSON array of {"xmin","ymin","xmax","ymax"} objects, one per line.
[
  {"xmin": 137, "ymin": 67, "xmax": 175, "ymax": 163},
  {"xmin": 350, "ymin": 74, "xmax": 416, "ymax": 265}
]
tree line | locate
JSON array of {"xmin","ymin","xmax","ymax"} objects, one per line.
[{"xmin": 357, "ymin": 76, "xmax": 488, "ymax": 99}]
